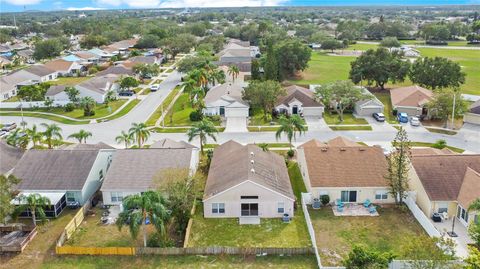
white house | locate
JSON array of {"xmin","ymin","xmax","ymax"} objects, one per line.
[
  {"xmin": 75, "ymin": 74, "xmax": 120, "ymax": 103},
  {"xmin": 12, "ymin": 145, "xmax": 115, "ymax": 217},
  {"xmin": 15, "ymin": 64, "xmax": 58, "ymax": 82},
  {"xmin": 101, "ymin": 146, "xmax": 199, "ymax": 205},
  {"xmin": 274, "ymin": 85, "xmax": 324, "ymax": 118},
  {"xmin": 354, "ymin": 88, "xmax": 384, "ymax": 116},
  {"xmin": 44, "ymin": 59, "xmax": 85, "ymax": 77},
  {"xmin": 203, "ymin": 141, "xmax": 295, "ymax": 224}
]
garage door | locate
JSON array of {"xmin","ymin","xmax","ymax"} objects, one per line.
[
  {"xmin": 358, "ymin": 106, "xmax": 383, "ymax": 116},
  {"xmin": 303, "ymin": 107, "xmax": 324, "ymax": 117},
  {"xmin": 225, "ymin": 107, "xmax": 249, "ymax": 118}
]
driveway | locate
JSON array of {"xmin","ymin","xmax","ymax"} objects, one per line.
[
  {"xmin": 304, "ymin": 116, "xmax": 329, "ymax": 131},
  {"xmin": 363, "ymin": 116, "xmax": 397, "ymax": 132},
  {"xmin": 224, "ymin": 117, "xmax": 248, "ymax": 133}
]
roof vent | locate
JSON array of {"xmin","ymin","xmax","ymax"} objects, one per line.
[
  {"xmin": 340, "ymin": 148, "xmax": 346, "ymax": 151},
  {"xmin": 251, "ymin": 159, "xmax": 254, "ymax": 164},
  {"xmin": 250, "ymin": 168, "xmax": 255, "ymax": 174},
  {"xmin": 359, "ymin": 148, "xmax": 366, "ymax": 151},
  {"xmin": 250, "ymin": 152, "xmax": 254, "ymax": 157},
  {"xmin": 321, "ymin": 148, "xmax": 328, "ymax": 152}
]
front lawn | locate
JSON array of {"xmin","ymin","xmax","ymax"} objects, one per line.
[
  {"xmin": 425, "ymin": 127, "xmax": 457, "ymax": 136},
  {"xmin": 0, "ymin": 111, "xmax": 90, "ymax": 125},
  {"xmin": 146, "ymin": 85, "xmax": 182, "ymax": 126},
  {"xmin": 188, "ymin": 162, "xmax": 311, "ymax": 248},
  {"xmin": 163, "ymin": 92, "xmax": 221, "ymax": 127},
  {"xmin": 309, "ymin": 206, "xmax": 443, "ymax": 267},
  {"xmin": 373, "ymin": 92, "xmax": 396, "ymax": 124},
  {"xmin": 323, "ymin": 112, "xmax": 368, "ymax": 125},
  {"xmin": 249, "ymin": 108, "xmax": 278, "ymax": 126},
  {"xmin": 329, "ymin": 126, "xmax": 373, "ymax": 131}
]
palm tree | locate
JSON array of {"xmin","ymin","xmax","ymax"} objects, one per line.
[
  {"xmin": 116, "ymin": 130, "xmax": 133, "ymax": 149},
  {"xmin": 14, "ymin": 193, "xmax": 51, "ymax": 227},
  {"xmin": 227, "ymin": 65, "xmax": 240, "ymax": 82},
  {"xmin": 68, "ymin": 129, "xmax": 92, "ymax": 143},
  {"xmin": 80, "ymin": 96, "xmax": 96, "ymax": 116},
  {"xmin": 181, "ymin": 78, "xmax": 196, "ymax": 94},
  {"xmin": 116, "ymin": 191, "xmax": 170, "ymax": 247},
  {"xmin": 26, "ymin": 124, "xmax": 43, "ymax": 147},
  {"xmin": 41, "ymin": 123, "xmax": 63, "ymax": 149},
  {"xmin": 128, "ymin": 122, "xmax": 150, "ymax": 148},
  {"xmin": 188, "ymin": 69, "xmax": 208, "ymax": 88},
  {"xmin": 6, "ymin": 129, "xmax": 28, "ymax": 149},
  {"xmin": 187, "ymin": 118, "xmax": 218, "ymax": 154},
  {"xmin": 258, "ymin": 143, "xmax": 270, "ymax": 152},
  {"xmin": 275, "ymin": 115, "xmax": 307, "ymax": 149},
  {"xmin": 207, "ymin": 69, "xmax": 226, "ymax": 86},
  {"xmin": 189, "ymin": 87, "xmax": 205, "ymax": 107}
]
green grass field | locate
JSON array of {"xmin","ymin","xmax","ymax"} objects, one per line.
[
  {"xmin": 99, "ymin": 99, "xmax": 140, "ymax": 122},
  {"xmin": 291, "ymin": 46, "xmax": 480, "ymax": 95},
  {"xmin": 0, "ymin": 111, "xmax": 90, "ymax": 124},
  {"xmin": 323, "ymin": 112, "xmax": 368, "ymax": 125},
  {"xmin": 51, "ymin": 76, "xmax": 91, "ymax": 86},
  {"xmin": 329, "ymin": 125, "xmax": 373, "ymax": 131},
  {"xmin": 146, "ymin": 85, "xmax": 182, "ymax": 126}
]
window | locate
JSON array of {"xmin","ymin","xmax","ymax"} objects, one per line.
[
  {"xmin": 278, "ymin": 202, "xmax": 285, "ymax": 213},
  {"xmin": 341, "ymin": 191, "xmax": 357, "ymax": 202},
  {"xmin": 457, "ymin": 206, "xmax": 469, "ymax": 223},
  {"xmin": 212, "ymin": 203, "xmax": 225, "ymax": 214},
  {"xmin": 375, "ymin": 191, "xmax": 388, "ymax": 200},
  {"xmin": 99, "ymin": 170, "xmax": 104, "ymax": 180},
  {"xmin": 241, "ymin": 196, "xmax": 258, "ymax": 199},
  {"xmin": 437, "ymin": 202, "xmax": 448, "ymax": 214},
  {"xmin": 66, "ymin": 192, "xmax": 76, "ymax": 202},
  {"xmin": 111, "ymin": 192, "xmax": 123, "ymax": 203}
]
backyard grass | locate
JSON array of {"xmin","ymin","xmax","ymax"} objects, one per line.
[
  {"xmin": 188, "ymin": 162, "xmax": 310, "ymax": 248},
  {"xmin": 97, "ymin": 99, "xmax": 140, "ymax": 122},
  {"xmin": 323, "ymin": 112, "xmax": 368, "ymax": 125},
  {"xmin": 164, "ymin": 93, "xmax": 221, "ymax": 127},
  {"xmin": 309, "ymin": 206, "xmax": 443, "ymax": 267},
  {"xmin": 409, "ymin": 141, "xmax": 464, "ymax": 153},
  {"xmin": 146, "ymin": 85, "xmax": 182, "ymax": 126},
  {"xmin": 40, "ymin": 255, "xmax": 317, "ymax": 269},
  {"xmin": 51, "ymin": 76, "xmax": 91, "ymax": 86},
  {"xmin": 287, "ymin": 162, "xmax": 308, "ymax": 201},
  {"xmin": 425, "ymin": 127, "xmax": 458, "ymax": 136},
  {"xmin": 65, "ymin": 207, "xmax": 151, "ymax": 247},
  {"xmin": 329, "ymin": 125, "xmax": 373, "ymax": 131},
  {"xmin": 1, "ymin": 209, "xmax": 79, "ymax": 269},
  {"xmin": 0, "ymin": 111, "xmax": 89, "ymax": 125}
]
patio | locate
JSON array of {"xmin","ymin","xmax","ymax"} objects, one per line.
[
  {"xmin": 431, "ymin": 217, "xmax": 474, "ymax": 258},
  {"xmin": 332, "ymin": 203, "xmax": 379, "ymax": 217}
]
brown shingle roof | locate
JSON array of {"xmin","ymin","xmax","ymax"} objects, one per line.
[
  {"xmin": 44, "ymin": 59, "xmax": 74, "ymax": 72},
  {"xmin": 0, "ymin": 141, "xmax": 24, "ymax": 174},
  {"xmin": 301, "ymin": 137, "xmax": 388, "ymax": 188},
  {"xmin": 12, "ymin": 149, "xmax": 100, "ymax": 190},
  {"xmin": 101, "ymin": 149, "xmax": 194, "ymax": 191},
  {"xmin": 277, "ymin": 85, "xmax": 323, "ymax": 108},
  {"xmin": 24, "ymin": 64, "xmax": 56, "ymax": 77},
  {"xmin": 411, "ymin": 154, "xmax": 480, "ymax": 201},
  {"xmin": 457, "ymin": 168, "xmax": 480, "ymax": 208},
  {"xmin": 204, "ymin": 141, "xmax": 294, "ymax": 200},
  {"xmin": 390, "ymin": 85, "xmax": 433, "ymax": 107},
  {"xmin": 410, "ymin": 147, "xmax": 456, "ymax": 156}
]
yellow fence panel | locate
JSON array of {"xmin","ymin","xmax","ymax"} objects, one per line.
[{"xmin": 56, "ymin": 246, "xmax": 135, "ymax": 256}]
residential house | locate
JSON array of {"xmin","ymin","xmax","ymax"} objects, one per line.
[
  {"xmin": 101, "ymin": 148, "xmax": 199, "ymax": 205},
  {"xmin": 409, "ymin": 154, "xmax": 480, "ymax": 228},
  {"xmin": 390, "ymin": 85, "xmax": 433, "ymax": 117},
  {"xmin": 15, "ymin": 49, "xmax": 35, "ymax": 64},
  {"xmin": 297, "ymin": 137, "xmax": 395, "ymax": 204},
  {"xmin": 88, "ymin": 48, "xmax": 114, "ymax": 62},
  {"xmin": 354, "ymin": 88, "xmax": 384, "ymax": 116},
  {"xmin": 127, "ymin": 55, "xmax": 162, "ymax": 65},
  {"xmin": 44, "ymin": 59, "xmax": 85, "ymax": 77},
  {"xmin": 45, "ymin": 85, "xmax": 69, "ymax": 101},
  {"xmin": 463, "ymin": 99, "xmax": 480, "ymax": 125},
  {"xmin": 16, "ymin": 64, "xmax": 58, "ymax": 82},
  {"xmin": 11, "ymin": 147, "xmax": 114, "ymax": 217},
  {"xmin": 390, "ymin": 46, "xmax": 420, "ymax": 57},
  {"xmin": 74, "ymin": 51, "xmax": 100, "ymax": 64},
  {"xmin": 75, "ymin": 74, "xmax": 120, "ymax": 103},
  {"xmin": 0, "ymin": 55, "xmax": 11, "ymax": 71},
  {"xmin": 0, "ymin": 140, "xmax": 24, "ymax": 175},
  {"xmin": 102, "ymin": 38, "xmax": 138, "ymax": 56},
  {"xmin": 203, "ymin": 141, "xmax": 295, "ymax": 224},
  {"xmin": 217, "ymin": 40, "xmax": 252, "ymax": 72},
  {"xmin": 96, "ymin": 65, "xmax": 134, "ymax": 77},
  {"xmin": 150, "ymin": 138, "xmax": 197, "ymax": 149},
  {"xmin": 274, "ymin": 85, "xmax": 324, "ymax": 118},
  {"xmin": 0, "ymin": 68, "xmax": 47, "ymax": 101}
]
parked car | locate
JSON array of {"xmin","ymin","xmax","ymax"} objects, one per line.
[
  {"xmin": 397, "ymin": 113, "xmax": 408, "ymax": 123},
  {"xmin": 150, "ymin": 84, "xmax": 159, "ymax": 92},
  {"xmin": 1, "ymin": 123, "xmax": 17, "ymax": 131},
  {"xmin": 372, "ymin": 112, "xmax": 385, "ymax": 122},
  {"xmin": 410, "ymin": 116, "xmax": 420, "ymax": 126},
  {"xmin": 0, "ymin": 131, "xmax": 8, "ymax": 138},
  {"xmin": 119, "ymin": 91, "xmax": 134, "ymax": 97}
]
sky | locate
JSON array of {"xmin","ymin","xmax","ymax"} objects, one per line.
[{"xmin": 0, "ymin": 0, "xmax": 477, "ymax": 13}]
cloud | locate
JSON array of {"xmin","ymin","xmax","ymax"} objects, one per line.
[
  {"xmin": 95, "ymin": 0, "xmax": 286, "ymax": 8},
  {"xmin": 1, "ymin": 0, "xmax": 42, "ymax": 5},
  {"xmin": 66, "ymin": 7, "xmax": 105, "ymax": 11}
]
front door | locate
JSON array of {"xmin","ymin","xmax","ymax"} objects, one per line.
[
  {"xmin": 219, "ymin": 106, "xmax": 225, "ymax": 116},
  {"xmin": 241, "ymin": 203, "xmax": 258, "ymax": 216},
  {"xmin": 292, "ymin": 105, "xmax": 298, "ymax": 114}
]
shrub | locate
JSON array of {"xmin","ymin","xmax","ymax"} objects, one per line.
[
  {"xmin": 207, "ymin": 115, "xmax": 221, "ymax": 122},
  {"xmin": 64, "ymin": 103, "xmax": 75, "ymax": 112},
  {"xmin": 287, "ymin": 149, "xmax": 295, "ymax": 158},
  {"xmin": 147, "ymin": 232, "xmax": 175, "ymax": 248},
  {"xmin": 320, "ymin": 195, "xmax": 330, "ymax": 205},
  {"xmin": 83, "ymin": 110, "xmax": 95, "ymax": 116},
  {"xmin": 189, "ymin": 110, "xmax": 203, "ymax": 121},
  {"xmin": 432, "ymin": 139, "xmax": 447, "ymax": 149}
]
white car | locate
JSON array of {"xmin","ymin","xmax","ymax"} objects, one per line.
[
  {"xmin": 410, "ymin": 116, "xmax": 420, "ymax": 126},
  {"xmin": 150, "ymin": 84, "xmax": 160, "ymax": 92}
]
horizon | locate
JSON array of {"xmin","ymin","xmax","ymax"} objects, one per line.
[{"xmin": 0, "ymin": 0, "xmax": 479, "ymax": 13}]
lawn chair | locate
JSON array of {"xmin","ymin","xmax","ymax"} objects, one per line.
[
  {"xmin": 335, "ymin": 199, "xmax": 344, "ymax": 208},
  {"xmin": 363, "ymin": 199, "xmax": 371, "ymax": 208},
  {"xmin": 369, "ymin": 206, "xmax": 377, "ymax": 214},
  {"xmin": 337, "ymin": 206, "xmax": 344, "ymax": 213}
]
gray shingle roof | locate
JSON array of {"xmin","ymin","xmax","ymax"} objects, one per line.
[
  {"xmin": 24, "ymin": 64, "xmax": 56, "ymax": 77},
  {"xmin": 203, "ymin": 141, "xmax": 295, "ymax": 200},
  {"xmin": 12, "ymin": 149, "xmax": 100, "ymax": 191},
  {"xmin": 101, "ymin": 149, "xmax": 194, "ymax": 191},
  {"xmin": 150, "ymin": 139, "xmax": 196, "ymax": 149},
  {"xmin": 0, "ymin": 141, "xmax": 25, "ymax": 174}
]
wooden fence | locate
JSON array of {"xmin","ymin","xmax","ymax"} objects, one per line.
[
  {"xmin": 56, "ymin": 205, "xmax": 87, "ymax": 247},
  {"xmin": 56, "ymin": 246, "xmax": 135, "ymax": 255},
  {"xmin": 0, "ymin": 226, "xmax": 37, "ymax": 252},
  {"xmin": 137, "ymin": 246, "xmax": 314, "ymax": 255}
]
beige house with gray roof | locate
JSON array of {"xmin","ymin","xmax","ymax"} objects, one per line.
[
  {"xmin": 203, "ymin": 141, "xmax": 295, "ymax": 224},
  {"xmin": 75, "ymin": 74, "xmax": 120, "ymax": 103}
]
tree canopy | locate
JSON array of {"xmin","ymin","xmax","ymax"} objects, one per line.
[{"xmin": 409, "ymin": 57, "xmax": 465, "ymax": 90}]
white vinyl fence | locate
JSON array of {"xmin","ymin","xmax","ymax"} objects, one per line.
[
  {"xmin": 404, "ymin": 193, "xmax": 441, "ymax": 237},
  {"xmin": 389, "ymin": 260, "xmax": 464, "ymax": 269},
  {"xmin": 0, "ymin": 101, "xmax": 70, "ymax": 109},
  {"xmin": 301, "ymin": 193, "xmax": 323, "ymax": 269}
]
